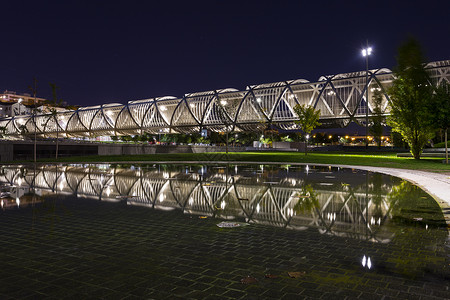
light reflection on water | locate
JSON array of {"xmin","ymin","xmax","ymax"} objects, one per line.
[{"xmin": 0, "ymin": 163, "xmax": 446, "ymax": 243}]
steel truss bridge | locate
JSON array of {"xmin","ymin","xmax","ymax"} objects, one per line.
[
  {"xmin": 1, "ymin": 164, "xmax": 399, "ymax": 242},
  {"xmin": 1, "ymin": 60, "xmax": 449, "ymax": 138}
]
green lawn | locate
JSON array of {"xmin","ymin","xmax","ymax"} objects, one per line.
[{"xmin": 24, "ymin": 151, "xmax": 450, "ymax": 172}]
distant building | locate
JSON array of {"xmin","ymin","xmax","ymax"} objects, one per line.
[
  {"xmin": 0, "ymin": 90, "xmax": 46, "ymax": 105},
  {"xmin": 0, "ymin": 90, "xmax": 47, "ymax": 118}
]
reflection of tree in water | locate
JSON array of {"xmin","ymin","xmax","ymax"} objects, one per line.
[
  {"xmin": 293, "ymin": 184, "xmax": 319, "ymax": 214},
  {"xmin": 387, "ymin": 180, "xmax": 446, "ymax": 226},
  {"xmin": 383, "ymin": 180, "xmax": 448, "ymax": 279},
  {"xmin": 369, "ymin": 173, "xmax": 385, "ymax": 226}
]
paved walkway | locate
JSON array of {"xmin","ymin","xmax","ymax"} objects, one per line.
[{"xmin": 1, "ymin": 195, "xmax": 449, "ymax": 299}]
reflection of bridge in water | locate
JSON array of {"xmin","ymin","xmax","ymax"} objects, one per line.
[
  {"xmin": 0, "ymin": 164, "xmax": 405, "ymax": 242},
  {"xmin": 1, "ymin": 60, "xmax": 449, "ymax": 138}
]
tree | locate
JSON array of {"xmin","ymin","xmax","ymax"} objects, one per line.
[
  {"xmin": 387, "ymin": 38, "xmax": 434, "ymax": 159},
  {"xmin": 48, "ymin": 83, "xmax": 64, "ymax": 159},
  {"xmin": 369, "ymin": 89, "xmax": 385, "ymax": 148},
  {"xmin": 0, "ymin": 126, "xmax": 6, "ymax": 138},
  {"xmin": 28, "ymin": 78, "xmax": 38, "ymax": 163},
  {"xmin": 293, "ymin": 104, "xmax": 321, "ymax": 155},
  {"xmin": 429, "ymin": 81, "xmax": 450, "ymax": 164},
  {"xmin": 18, "ymin": 124, "xmax": 28, "ymax": 138}
]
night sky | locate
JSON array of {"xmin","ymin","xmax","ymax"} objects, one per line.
[{"xmin": 1, "ymin": 0, "xmax": 449, "ymax": 107}]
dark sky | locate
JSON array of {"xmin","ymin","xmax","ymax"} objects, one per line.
[{"xmin": 1, "ymin": 0, "xmax": 449, "ymax": 107}]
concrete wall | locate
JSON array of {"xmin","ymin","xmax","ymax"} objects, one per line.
[
  {"xmin": 98, "ymin": 144, "xmax": 243, "ymax": 156},
  {"xmin": 272, "ymin": 142, "xmax": 305, "ymax": 151},
  {"xmin": 98, "ymin": 144, "xmax": 157, "ymax": 156},
  {"xmin": 0, "ymin": 140, "xmax": 297, "ymax": 162}
]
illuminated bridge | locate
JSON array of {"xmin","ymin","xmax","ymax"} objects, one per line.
[{"xmin": 1, "ymin": 60, "xmax": 449, "ymax": 138}]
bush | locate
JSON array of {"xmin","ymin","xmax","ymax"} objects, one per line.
[{"xmin": 433, "ymin": 141, "xmax": 449, "ymax": 148}]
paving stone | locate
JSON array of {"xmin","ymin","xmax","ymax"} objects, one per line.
[{"xmin": 0, "ymin": 193, "xmax": 448, "ymax": 299}]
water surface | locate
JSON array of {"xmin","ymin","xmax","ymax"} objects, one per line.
[{"xmin": 0, "ymin": 163, "xmax": 448, "ymax": 298}]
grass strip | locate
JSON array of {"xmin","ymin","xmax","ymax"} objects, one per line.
[{"xmin": 11, "ymin": 151, "xmax": 450, "ymax": 172}]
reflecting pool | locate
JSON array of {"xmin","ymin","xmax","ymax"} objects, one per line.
[{"xmin": 0, "ymin": 163, "xmax": 448, "ymax": 299}]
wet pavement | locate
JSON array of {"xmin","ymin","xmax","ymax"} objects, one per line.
[{"xmin": 0, "ymin": 195, "xmax": 449, "ymax": 300}]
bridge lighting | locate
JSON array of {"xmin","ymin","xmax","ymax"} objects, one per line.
[
  {"xmin": 3, "ymin": 59, "xmax": 447, "ymax": 140},
  {"xmin": 220, "ymin": 100, "xmax": 227, "ymax": 106}
]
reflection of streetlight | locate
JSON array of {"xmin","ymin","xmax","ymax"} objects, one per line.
[{"xmin": 362, "ymin": 43, "xmax": 372, "ymax": 150}]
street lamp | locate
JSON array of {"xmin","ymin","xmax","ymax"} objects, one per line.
[{"xmin": 362, "ymin": 44, "xmax": 372, "ymax": 150}]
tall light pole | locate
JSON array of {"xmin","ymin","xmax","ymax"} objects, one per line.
[
  {"xmin": 362, "ymin": 43, "xmax": 372, "ymax": 150},
  {"xmin": 18, "ymin": 98, "xmax": 23, "ymax": 116}
]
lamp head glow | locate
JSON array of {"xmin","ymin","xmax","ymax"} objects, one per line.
[{"xmin": 362, "ymin": 47, "xmax": 372, "ymax": 57}]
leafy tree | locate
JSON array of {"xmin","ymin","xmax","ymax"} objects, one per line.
[
  {"xmin": 369, "ymin": 89, "xmax": 385, "ymax": 148},
  {"xmin": 0, "ymin": 126, "xmax": 6, "ymax": 138},
  {"xmin": 387, "ymin": 38, "xmax": 434, "ymax": 159},
  {"xmin": 429, "ymin": 81, "xmax": 450, "ymax": 163},
  {"xmin": 293, "ymin": 104, "xmax": 321, "ymax": 155},
  {"xmin": 120, "ymin": 135, "xmax": 132, "ymax": 142},
  {"xmin": 391, "ymin": 131, "xmax": 406, "ymax": 148},
  {"xmin": 281, "ymin": 135, "xmax": 293, "ymax": 142},
  {"xmin": 18, "ymin": 124, "xmax": 28, "ymax": 137}
]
